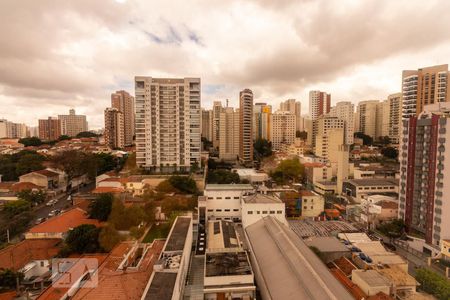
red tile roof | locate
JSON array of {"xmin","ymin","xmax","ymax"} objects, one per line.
[
  {"xmin": 28, "ymin": 208, "xmax": 101, "ymax": 234},
  {"xmin": 92, "ymin": 187, "xmax": 124, "ymax": 194},
  {"xmin": 100, "ymin": 177, "xmax": 129, "ymax": 184},
  {"xmin": 303, "ymin": 162, "xmax": 326, "ymax": 168},
  {"xmin": 0, "ymin": 239, "xmax": 61, "ymax": 271},
  {"xmin": 0, "ymin": 182, "xmax": 14, "ymax": 191},
  {"xmin": 325, "ymin": 209, "xmax": 340, "ymax": 218},
  {"xmin": 0, "ymin": 291, "xmax": 16, "ymax": 300},
  {"xmin": 32, "ymin": 169, "xmax": 60, "ymax": 178},
  {"xmin": 299, "ymin": 190, "xmax": 316, "ymax": 197},
  {"xmin": 11, "ymin": 182, "xmax": 43, "ymax": 192}
]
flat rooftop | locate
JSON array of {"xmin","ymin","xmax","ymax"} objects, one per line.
[
  {"xmin": 289, "ymin": 220, "xmax": 358, "ymax": 238},
  {"xmin": 346, "ymin": 179, "xmax": 398, "ymax": 186},
  {"xmin": 205, "ymin": 252, "xmax": 252, "ymax": 277},
  {"xmin": 305, "ymin": 237, "xmax": 350, "ymax": 253},
  {"xmin": 205, "ymin": 184, "xmax": 254, "ymax": 191},
  {"xmin": 164, "ymin": 216, "xmax": 191, "ymax": 252},
  {"xmin": 243, "ymin": 193, "xmax": 281, "ymax": 204},
  {"xmin": 143, "ymin": 272, "xmax": 177, "ymax": 300},
  {"xmin": 207, "ymin": 220, "xmax": 239, "ymax": 250},
  {"xmin": 246, "ymin": 217, "xmax": 353, "ymax": 300},
  {"xmin": 352, "ymin": 269, "xmax": 391, "ymax": 287}
]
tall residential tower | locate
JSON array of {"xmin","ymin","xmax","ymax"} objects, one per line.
[{"xmin": 239, "ymin": 89, "xmax": 253, "ymax": 165}]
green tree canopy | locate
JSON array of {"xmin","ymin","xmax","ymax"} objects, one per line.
[
  {"xmin": 76, "ymin": 131, "xmax": 99, "ymax": 138},
  {"xmin": 89, "ymin": 193, "xmax": 114, "ymax": 221},
  {"xmin": 270, "ymin": 158, "xmax": 304, "ymax": 184},
  {"xmin": 108, "ymin": 200, "xmax": 147, "ymax": 230},
  {"xmin": 0, "ymin": 268, "xmax": 24, "ymax": 290},
  {"xmin": 254, "ymin": 138, "xmax": 273, "ymax": 159},
  {"xmin": 3, "ymin": 200, "xmax": 31, "ymax": 217},
  {"xmin": 415, "ymin": 268, "xmax": 450, "ymax": 300},
  {"xmin": 0, "ymin": 150, "xmax": 46, "ymax": 181},
  {"xmin": 381, "ymin": 147, "xmax": 399, "ymax": 159},
  {"xmin": 169, "ymin": 176, "xmax": 198, "ymax": 194},
  {"xmin": 18, "ymin": 137, "xmax": 42, "ymax": 147},
  {"xmin": 98, "ymin": 224, "xmax": 122, "ymax": 252},
  {"xmin": 354, "ymin": 132, "xmax": 373, "ymax": 146},
  {"xmin": 207, "ymin": 169, "xmax": 240, "ymax": 184},
  {"xmin": 296, "ymin": 130, "xmax": 308, "ymax": 140},
  {"xmin": 64, "ymin": 224, "xmax": 103, "ymax": 254},
  {"xmin": 377, "ymin": 219, "xmax": 405, "ymax": 238},
  {"xmin": 16, "ymin": 189, "xmax": 46, "ymax": 204}
]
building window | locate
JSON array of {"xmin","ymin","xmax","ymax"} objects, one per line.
[
  {"xmin": 208, "ymin": 197, "xmax": 213, "ymax": 200},
  {"xmin": 207, "ymin": 209, "xmax": 213, "ymax": 212},
  {"xmin": 217, "ymin": 197, "xmax": 222, "ymax": 199},
  {"xmin": 257, "ymin": 211, "xmax": 260, "ymax": 214},
  {"xmin": 262, "ymin": 211, "xmax": 268, "ymax": 214},
  {"xmin": 216, "ymin": 209, "xmax": 222, "ymax": 212},
  {"xmin": 224, "ymin": 209, "xmax": 230, "ymax": 212},
  {"xmin": 277, "ymin": 211, "xmax": 282, "ymax": 214},
  {"xmin": 234, "ymin": 197, "xmax": 240, "ymax": 199},
  {"xmin": 225, "ymin": 197, "xmax": 231, "ymax": 199},
  {"xmin": 270, "ymin": 211, "xmax": 275, "ymax": 214},
  {"xmin": 304, "ymin": 206, "xmax": 307, "ymax": 209},
  {"xmin": 233, "ymin": 209, "xmax": 239, "ymax": 211},
  {"xmin": 248, "ymin": 211, "xmax": 253, "ymax": 215}
]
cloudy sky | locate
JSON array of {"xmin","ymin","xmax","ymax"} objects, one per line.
[{"xmin": 1, "ymin": 0, "xmax": 450, "ymax": 129}]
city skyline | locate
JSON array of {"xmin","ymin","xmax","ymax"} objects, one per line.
[{"xmin": 1, "ymin": 0, "xmax": 450, "ymax": 128}]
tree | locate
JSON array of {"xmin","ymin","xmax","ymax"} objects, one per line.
[
  {"xmin": 0, "ymin": 268, "xmax": 24, "ymax": 290},
  {"xmin": 254, "ymin": 138, "xmax": 273, "ymax": 159},
  {"xmin": 207, "ymin": 169, "xmax": 240, "ymax": 184},
  {"xmin": 58, "ymin": 135, "xmax": 71, "ymax": 141},
  {"xmin": 377, "ymin": 136, "xmax": 391, "ymax": 145},
  {"xmin": 191, "ymin": 161, "xmax": 200, "ymax": 173},
  {"xmin": 381, "ymin": 147, "xmax": 398, "ymax": 159},
  {"xmin": 89, "ymin": 193, "xmax": 114, "ymax": 221},
  {"xmin": 76, "ymin": 131, "xmax": 98, "ymax": 138},
  {"xmin": 377, "ymin": 219, "xmax": 405, "ymax": 238},
  {"xmin": 108, "ymin": 200, "xmax": 147, "ymax": 230},
  {"xmin": 64, "ymin": 224, "xmax": 102, "ymax": 254},
  {"xmin": 18, "ymin": 137, "xmax": 42, "ymax": 147},
  {"xmin": 99, "ymin": 225, "xmax": 121, "ymax": 252},
  {"xmin": 16, "ymin": 189, "xmax": 46, "ymax": 204},
  {"xmin": 354, "ymin": 132, "xmax": 373, "ymax": 145},
  {"xmin": 270, "ymin": 158, "xmax": 304, "ymax": 184},
  {"xmin": 3, "ymin": 200, "xmax": 31, "ymax": 217},
  {"xmin": 155, "ymin": 180, "xmax": 178, "ymax": 193},
  {"xmin": 296, "ymin": 130, "xmax": 308, "ymax": 140},
  {"xmin": 169, "ymin": 176, "xmax": 198, "ymax": 194},
  {"xmin": 415, "ymin": 268, "xmax": 450, "ymax": 300}
]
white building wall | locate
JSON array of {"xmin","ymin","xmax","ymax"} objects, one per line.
[{"xmin": 241, "ymin": 202, "xmax": 287, "ymax": 228}]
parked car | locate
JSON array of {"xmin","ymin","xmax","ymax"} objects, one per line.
[{"xmin": 35, "ymin": 218, "xmax": 43, "ymax": 225}]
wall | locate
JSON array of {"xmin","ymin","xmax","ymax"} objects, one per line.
[{"xmin": 241, "ymin": 202, "xmax": 286, "ymax": 228}]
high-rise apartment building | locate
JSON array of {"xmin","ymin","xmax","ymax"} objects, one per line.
[
  {"xmin": 219, "ymin": 107, "xmax": 240, "ymax": 160},
  {"xmin": 104, "ymin": 108, "xmax": 124, "ymax": 149},
  {"xmin": 312, "ymin": 116, "xmax": 344, "ymax": 149},
  {"xmin": 315, "ymin": 128, "xmax": 345, "ymax": 164},
  {"xmin": 402, "ymin": 64, "xmax": 449, "ymax": 120},
  {"xmin": 253, "ymin": 103, "xmax": 271, "ymax": 140},
  {"xmin": 212, "ymin": 101, "xmax": 223, "ymax": 149},
  {"xmin": 376, "ymin": 100, "xmax": 390, "ymax": 139},
  {"xmin": 355, "ymin": 100, "xmax": 380, "ymax": 139},
  {"xmin": 388, "ymin": 93, "xmax": 402, "ymax": 144},
  {"xmin": 0, "ymin": 119, "xmax": 28, "ymax": 138},
  {"xmin": 280, "ymin": 99, "xmax": 302, "ymax": 131},
  {"xmin": 270, "ymin": 111, "xmax": 296, "ymax": 151},
  {"xmin": 239, "ymin": 89, "xmax": 253, "ymax": 165},
  {"xmin": 134, "ymin": 77, "xmax": 201, "ymax": 172},
  {"xmin": 58, "ymin": 109, "xmax": 88, "ymax": 137},
  {"xmin": 111, "ymin": 90, "xmax": 135, "ymax": 146},
  {"xmin": 399, "ymin": 103, "xmax": 450, "ymax": 249},
  {"xmin": 329, "ymin": 101, "xmax": 354, "ymax": 144},
  {"xmin": 38, "ymin": 117, "xmax": 61, "ymax": 141},
  {"xmin": 201, "ymin": 109, "xmax": 213, "ymax": 142},
  {"xmin": 309, "ymin": 91, "xmax": 331, "ymax": 120}
]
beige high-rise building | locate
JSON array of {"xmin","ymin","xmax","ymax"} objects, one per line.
[
  {"xmin": 104, "ymin": 108, "xmax": 124, "ymax": 149},
  {"xmin": 219, "ymin": 107, "xmax": 240, "ymax": 161},
  {"xmin": 356, "ymin": 100, "xmax": 380, "ymax": 139},
  {"xmin": 376, "ymin": 100, "xmax": 390, "ymax": 140},
  {"xmin": 38, "ymin": 117, "xmax": 61, "ymax": 141},
  {"xmin": 58, "ymin": 109, "xmax": 88, "ymax": 137},
  {"xmin": 388, "ymin": 93, "xmax": 402, "ymax": 144},
  {"xmin": 212, "ymin": 101, "xmax": 223, "ymax": 149},
  {"xmin": 0, "ymin": 120, "xmax": 28, "ymax": 138},
  {"xmin": 201, "ymin": 109, "xmax": 213, "ymax": 142},
  {"xmin": 111, "ymin": 90, "xmax": 135, "ymax": 146},
  {"xmin": 329, "ymin": 101, "xmax": 354, "ymax": 144},
  {"xmin": 309, "ymin": 91, "xmax": 331, "ymax": 120},
  {"xmin": 315, "ymin": 127, "xmax": 344, "ymax": 161},
  {"xmin": 402, "ymin": 64, "xmax": 450, "ymax": 120},
  {"xmin": 134, "ymin": 77, "xmax": 201, "ymax": 172},
  {"xmin": 253, "ymin": 103, "xmax": 272, "ymax": 140},
  {"xmin": 313, "ymin": 116, "xmax": 344, "ymax": 149},
  {"xmin": 270, "ymin": 111, "xmax": 296, "ymax": 151},
  {"xmin": 280, "ymin": 99, "xmax": 302, "ymax": 131},
  {"xmin": 239, "ymin": 89, "xmax": 253, "ymax": 165}
]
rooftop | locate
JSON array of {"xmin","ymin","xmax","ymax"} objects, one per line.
[
  {"xmin": 299, "ymin": 189, "xmax": 319, "ymax": 197},
  {"xmin": 347, "ymin": 179, "xmax": 398, "ymax": 186},
  {"xmin": 11, "ymin": 182, "xmax": 43, "ymax": 192},
  {"xmin": 352, "ymin": 269, "xmax": 391, "ymax": 287},
  {"xmin": 377, "ymin": 266, "xmax": 417, "ymax": 287},
  {"xmin": 246, "ymin": 216, "xmax": 353, "ymax": 300},
  {"xmin": 143, "ymin": 272, "xmax": 177, "ymax": 300},
  {"xmin": 164, "ymin": 216, "xmax": 191, "ymax": 252},
  {"xmin": 289, "ymin": 220, "xmax": 358, "ymax": 238},
  {"xmin": 205, "ymin": 184, "xmax": 254, "ymax": 191},
  {"xmin": 243, "ymin": 193, "xmax": 282, "ymax": 204},
  {"xmin": 28, "ymin": 208, "xmax": 101, "ymax": 234},
  {"xmin": 205, "ymin": 252, "xmax": 252, "ymax": 277},
  {"xmin": 30, "ymin": 169, "xmax": 59, "ymax": 178},
  {"xmin": 207, "ymin": 220, "xmax": 239, "ymax": 250},
  {"xmin": 305, "ymin": 237, "xmax": 350, "ymax": 253},
  {"xmin": 92, "ymin": 187, "xmax": 125, "ymax": 194}
]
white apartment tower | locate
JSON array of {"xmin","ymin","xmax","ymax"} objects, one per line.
[
  {"xmin": 58, "ymin": 109, "xmax": 88, "ymax": 137},
  {"xmin": 239, "ymin": 89, "xmax": 254, "ymax": 165},
  {"xmin": 312, "ymin": 116, "xmax": 344, "ymax": 149},
  {"xmin": 329, "ymin": 101, "xmax": 354, "ymax": 144},
  {"xmin": 219, "ymin": 107, "xmax": 240, "ymax": 161},
  {"xmin": 280, "ymin": 99, "xmax": 302, "ymax": 132},
  {"xmin": 111, "ymin": 90, "xmax": 135, "ymax": 146},
  {"xmin": 270, "ymin": 111, "xmax": 296, "ymax": 151},
  {"xmin": 104, "ymin": 108, "xmax": 124, "ymax": 149},
  {"xmin": 309, "ymin": 91, "xmax": 331, "ymax": 120},
  {"xmin": 356, "ymin": 100, "xmax": 380, "ymax": 139},
  {"xmin": 212, "ymin": 101, "xmax": 223, "ymax": 149},
  {"xmin": 201, "ymin": 108, "xmax": 213, "ymax": 142},
  {"xmin": 134, "ymin": 77, "xmax": 201, "ymax": 172}
]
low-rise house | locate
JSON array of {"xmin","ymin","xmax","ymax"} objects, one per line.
[
  {"xmin": 299, "ymin": 190, "xmax": 324, "ymax": 218},
  {"xmin": 25, "ymin": 208, "xmax": 101, "ymax": 240},
  {"xmin": 19, "ymin": 170, "xmax": 60, "ymax": 190},
  {"xmin": 232, "ymin": 168, "xmax": 269, "ymax": 185},
  {"xmin": 342, "ymin": 179, "xmax": 399, "ymax": 203},
  {"xmin": 352, "ymin": 269, "xmax": 391, "ymax": 297},
  {"xmin": 241, "ymin": 193, "xmax": 287, "ymax": 228}
]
